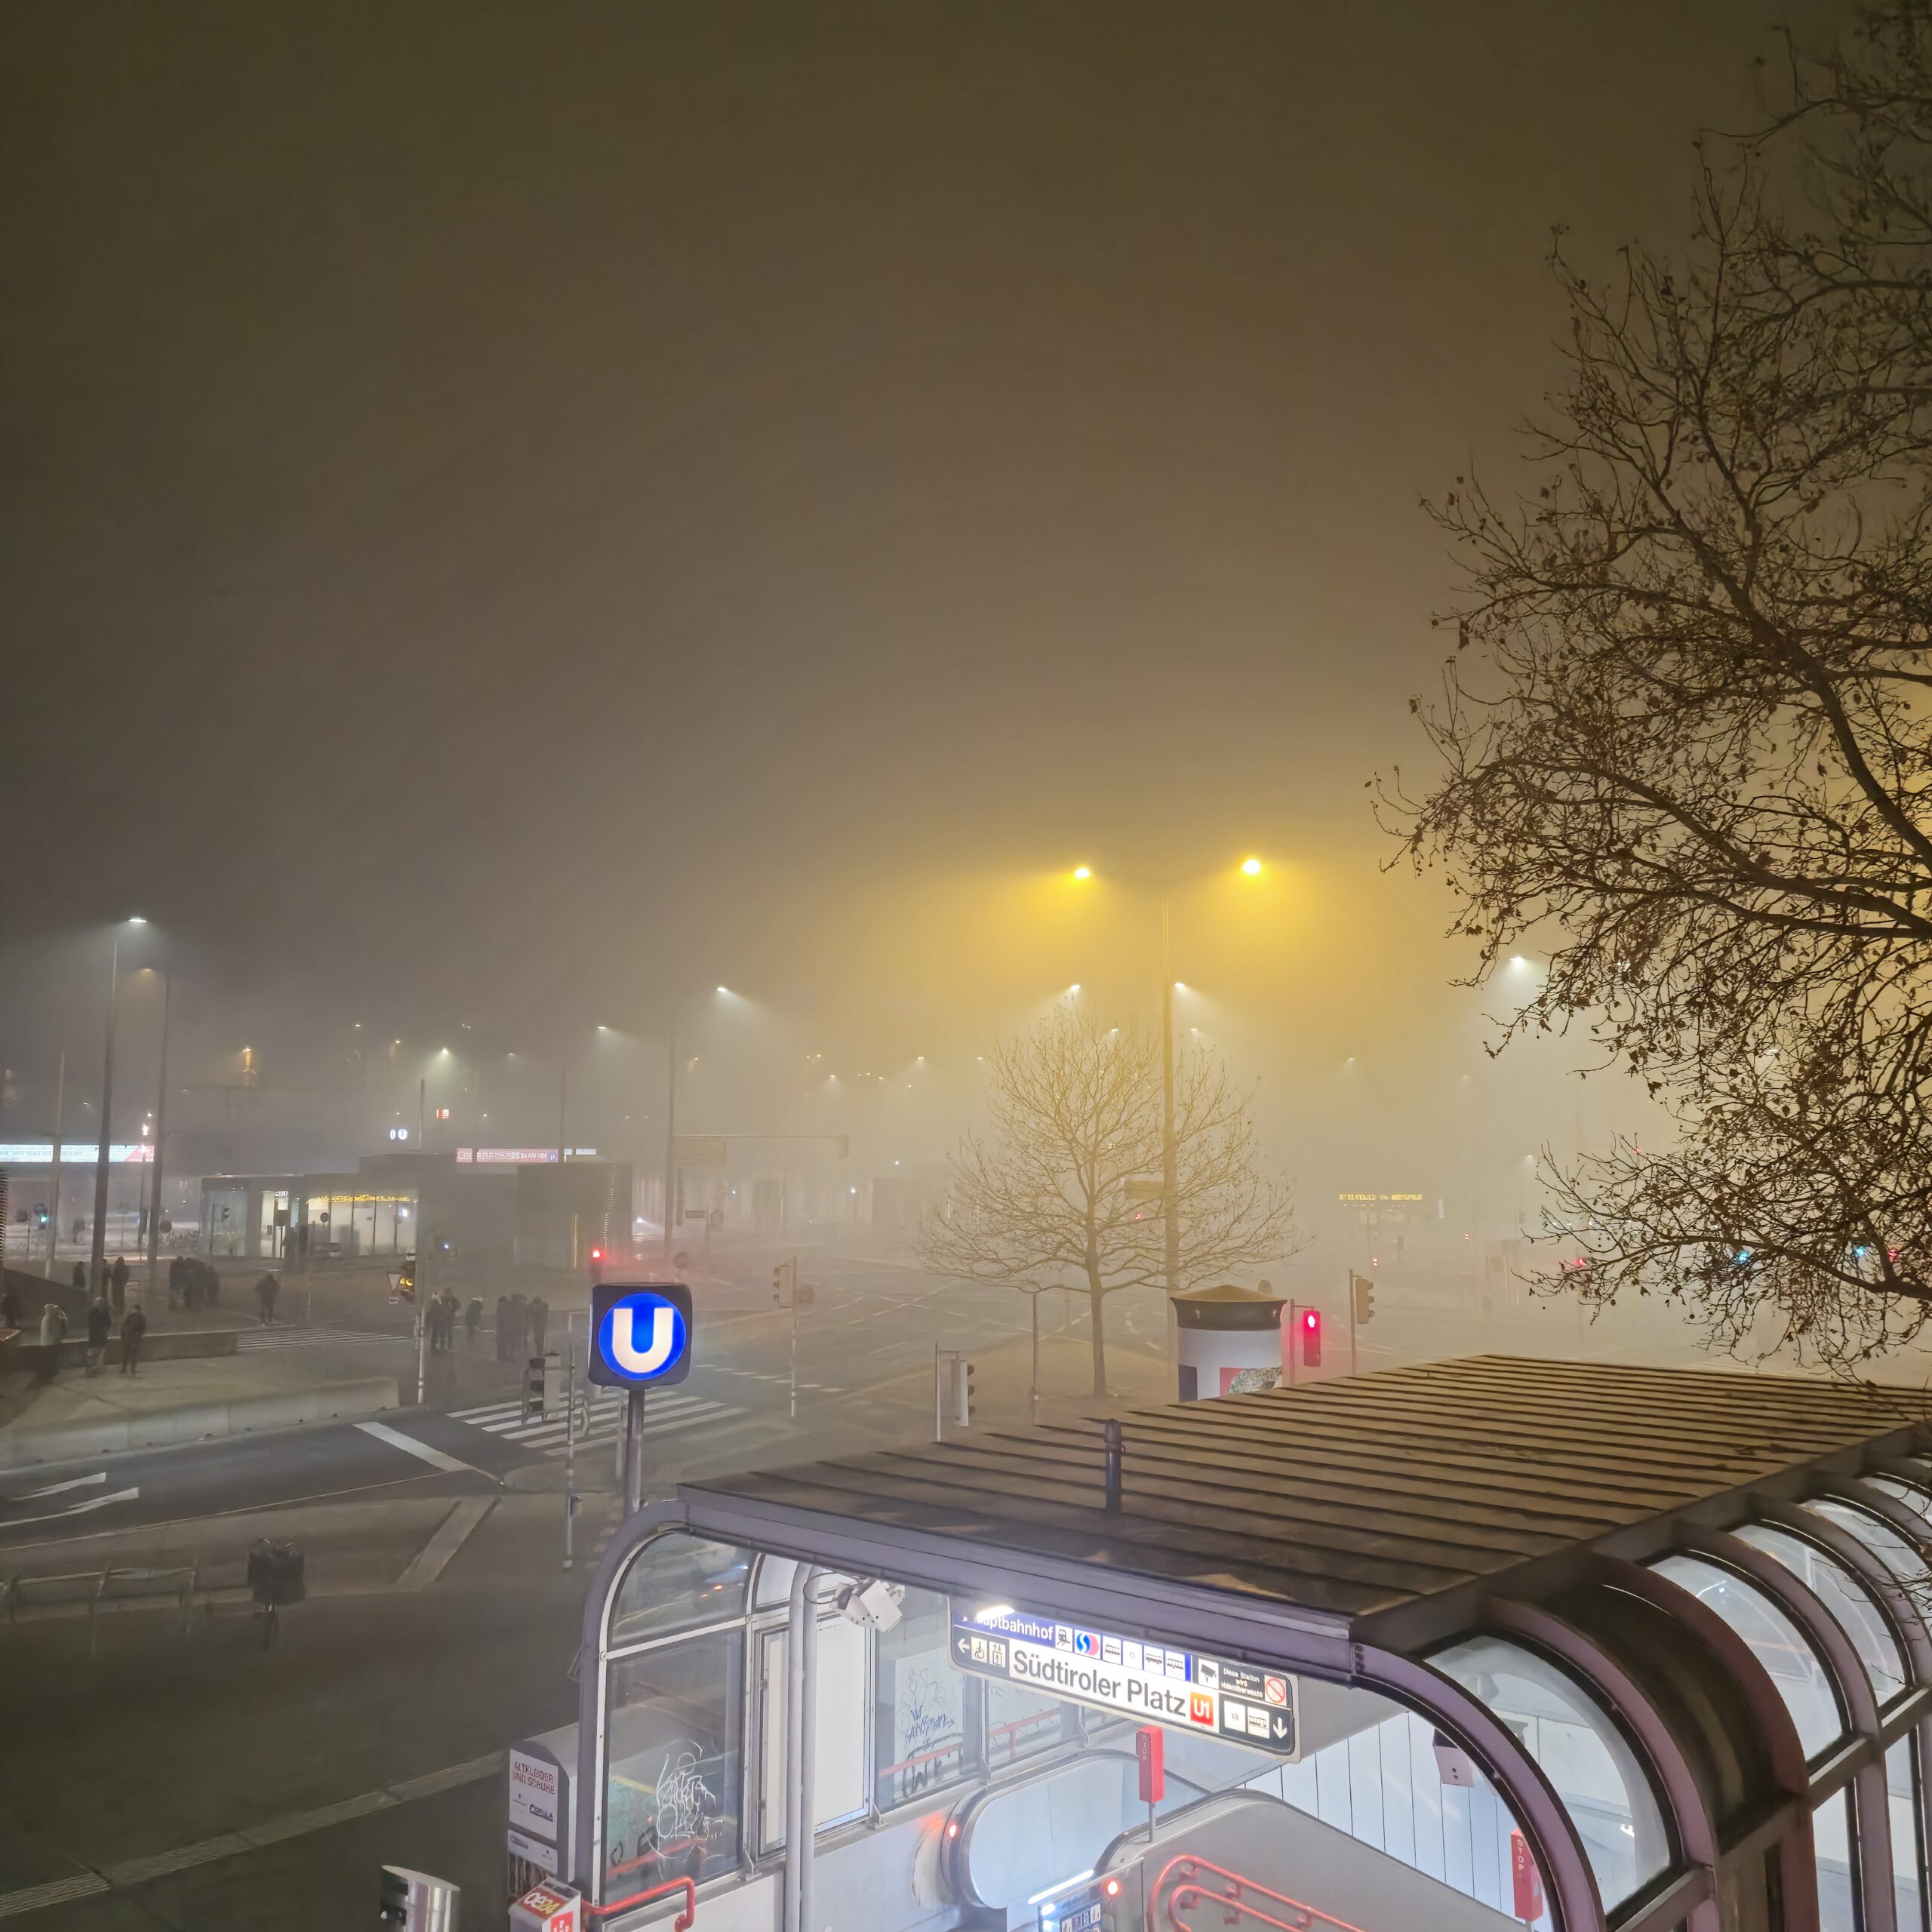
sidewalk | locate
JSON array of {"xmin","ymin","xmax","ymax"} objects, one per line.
[{"xmin": 0, "ymin": 1346, "xmax": 398, "ymax": 1469}]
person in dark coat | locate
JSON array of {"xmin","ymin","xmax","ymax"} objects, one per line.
[
  {"xmin": 70, "ymin": 1262, "xmax": 88, "ymax": 1291},
  {"xmin": 528, "ymin": 1296, "xmax": 549, "ymax": 1357},
  {"xmin": 109, "ymin": 1256, "xmax": 130, "ymax": 1311},
  {"xmin": 168, "ymin": 1255, "xmax": 185, "ymax": 1311},
  {"xmin": 464, "ymin": 1297, "xmax": 482, "ymax": 1349},
  {"xmin": 119, "ymin": 1305, "xmax": 147, "ymax": 1375},
  {"xmin": 85, "ymin": 1297, "xmax": 113, "ymax": 1376},
  {"xmin": 255, "ymin": 1272, "xmax": 277, "ymax": 1325}
]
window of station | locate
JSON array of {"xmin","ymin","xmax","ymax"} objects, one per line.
[
  {"xmin": 1734, "ymin": 1521, "xmax": 1907, "ymax": 1705},
  {"xmin": 1431, "ymin": 1633, "xmax": 1671, "ymax": 1911},
  {"xmin": 1894, "ymin": 1737, "xmax": 1930, "ymax": 1932},
  {"xmin": 1815, "ymin": 1783, "xmax": 1857, "ymax": 1932},
  {"xmin": 1869, "ymin": 1474, "xmax": 1932, "ymax": 1534},
  {"xmin": 609, "ymin": 1535, "xmax": 750, "ymax": 1649},
  {"xmin": 1807, "ymin": 1496, "xmax": 1932, "ymax": 1595},
  {"xmin": 874, "ymin": 1586, "xmax": 970, "ymax": 1808},
  {"xmin": 1649, "ymin": 1554, "xmax": 1844, "ymax": 1761}
]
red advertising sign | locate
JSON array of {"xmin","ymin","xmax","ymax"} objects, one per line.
[
  {"xmin": 1136, "ymin": 1725, "xmax": 1166, "ymax": 1804},
  {"xmin": 1511, "ymin": 1829, "xmax": 1545, "ymax": 1923}
]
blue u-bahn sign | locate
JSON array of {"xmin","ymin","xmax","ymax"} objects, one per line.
[{"xmin": 589, "ymin": 1284, "xmax": 694, "ymax": 1389}]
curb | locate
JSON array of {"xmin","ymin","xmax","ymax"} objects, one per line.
[{"xmin": 0, "ymin": 1377, "xmax": 400, "ymax": 1469}]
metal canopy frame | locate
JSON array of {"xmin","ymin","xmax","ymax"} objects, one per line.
[{"xmin": 577, "ymin": 1358, "xmax": 1932, "ymax": 1932}]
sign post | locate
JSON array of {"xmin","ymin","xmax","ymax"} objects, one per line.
[{"xmin": 588, "ymin": 1283, "xmax": 694, "ymax": 1518}]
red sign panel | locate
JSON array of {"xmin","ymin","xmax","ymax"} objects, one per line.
[
  {"xmin": 1136, "ymin": 1725, "xmax": 1165, "ymax": 1804},
  {"xmin": 1511, "ymin": 1829, "xmax": 1545, "ymax": 1923}
]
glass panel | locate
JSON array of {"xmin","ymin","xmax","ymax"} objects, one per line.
[
  {"xmin": 1809, "ymin": 1497, "xmax": 1931, "ymax": 1588},
  {"xmin": 1432, "ymin": 1634, "xmax": 1669, "ymax": 1911},
  {"xmin": 603, "ymin": 1630, "xmax": 745, "ymax": 1898},
  {"xmin": 1894, "ymin": 1736, "xmax": 1930, "ymax": 1932},
  {"xmin": 758, "ymin": 1615, "xmax": 869, "ymax": 1849},
  {"xmin": 1814, "ymin": 1785, "xmax": 1857, "ymax": 1932},
  {"xmin": 609, "ymin": 1533, "xmax": 751, "ymax": 1650},
  {"xmin": 1651, "ymin": 1554, "xmax": 1844, "ymax": 1759},
  {"xmin": 986, "ymin": 1674, "xmax": 1077, "ymax": 1769},
  {"xmin": 1737, "ymin": 1521, "xmax": 1906, "ymax": 1703},
  {"xmin": 1870, "ymin": 1477, "xmax": 1932, "ymax": 1533},
  {"xmin": 875, "ymin": 1586, "xmax": 968, "ymax": 1809}
]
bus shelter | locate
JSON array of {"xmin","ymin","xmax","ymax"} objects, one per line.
[{"xmin": 561, "ymin": 1355, "xmax": 1932, "ymax": 1932}]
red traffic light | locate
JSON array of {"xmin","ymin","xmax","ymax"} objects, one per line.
[
  {"xmin": 1300, "ymin": 1307, "xmax": 1322, "ymax": 1367},
  {"xmin": 589, "ymin": 1246, "xmax": 605, "ymax": 1263}
]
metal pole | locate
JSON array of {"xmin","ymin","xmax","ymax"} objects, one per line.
[
  {"xmin": 789, "ymin": 1251, "xmax": 799, "ymax": 1420},
  {"xmin": 783, "ymin": 1564, "xmax": 823, "ymax": 1932},
  {"xmin": 934, "ymin": 1343, "xmax": 943, "ymax": 1443},
  {"xmin": 1287, "ymin": 1298, "xmax": 1299, "ymax": 1388},
  {"xmin": 564, "ymin": 1315, "xmax": 577, "ymax": 1571},
  {"xmin": 417, "ymin": 1076, "xmax": 426, "ymax": 1148},
  {"xmin": 1030, "ymin": 1290, "xmax": 1040, "ymax": 1423},
  {"xmin": 557, "ymin": 1058, "xmax": 568, "ymax": 1165},
  {"xmin": 1348, "ymin": 1272, "xmax": 1358, "ymax": 1379},
  {"xmin": 88, "ymin": 931, "xmax": 122, "ymax": 1295},
  {"xmin": 623, "ymin": 1386, "xmax": 647, "ymax": 1514},
  {"xmin": 146, "ymin": 967, "xmax": 172, "ymax": 1304},
  {"xmin": 415, "ymin": 1303, "xmax": 426, "ymax": 1404},
  {"xmin": 1161, "ymin": 897, "xmax": 1179, "ymax": 1306},
  {"xmin": 47, "ymin": 1049, "xmax": 64, "ymax": 1272},
  {"xmin": 660, "ymin": 1026, "xmax": 678, "ymax": 1265}
]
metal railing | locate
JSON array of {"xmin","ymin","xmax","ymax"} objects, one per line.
[{"xmin": 2, "ymin": 1563, "xmax": 199, "ymax": 1653}]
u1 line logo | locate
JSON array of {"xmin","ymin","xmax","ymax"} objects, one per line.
[{"xmin": 589, "ymin": 1284, "xmax": 694, "ymax": 1388}]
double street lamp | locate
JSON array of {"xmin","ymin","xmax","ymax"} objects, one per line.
[{"xmin": 1068, "ymin": 858, "xmax": 1267, "ymax": 1301}]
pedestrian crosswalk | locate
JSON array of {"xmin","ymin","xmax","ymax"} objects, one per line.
[
  {"xmin": 448, "ymin": 1387, "xmax": 733, "ymax": 1458},
  {"xmin": 236, "ymin": 1324, "xmax": 412, "ymax": 1352}
]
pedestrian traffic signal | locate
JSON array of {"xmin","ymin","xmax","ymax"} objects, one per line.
[
  {"xmin": 33, "ymin": 1204, "xmax": 48, "ymax": 1227},
  {"xmin": 1299, "ymin": 1307, "xmax": 1321, "ymax": 1367},
  {"xmin": 773, "ymin": 1262, "xmax": 791, "ymax": 1305},
  {"xmin": 521, "ymin": 1355, "xmax": 546, "ymax": 1425},
  {"xmin": 1352, "ymin": 1272, "xmax": 1377, "ymax": 1326},
  {"xmin": 951, "ymin": 1356, "xmax": 977, "ymax": 1427},
  {"xmin": 588, "ymin": 1245, "xmax": 605, "ymax": 1284}
]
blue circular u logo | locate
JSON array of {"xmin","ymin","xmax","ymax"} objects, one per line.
[{"xmin": 596, "ymin": 1291, "xmax": 690, "ymax": 1384}]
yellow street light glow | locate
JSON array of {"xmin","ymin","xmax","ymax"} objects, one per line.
[
  {"xmin": 1069, "ymin": 983, "xmax": 1081, "ymax": 993},
  {"xmin": 1072, "ymin": 866, "xmax": 1092, "ymax": 881},
  {"xmin": 716, "ymin": 985, "xmax": 729, "ymax": 994},
  {"xmin": 1241, "ymin": 857, "xmax": 1263, "ymax": 877}
]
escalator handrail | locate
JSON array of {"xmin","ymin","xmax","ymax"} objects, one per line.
[{"xmin": 1155, "ymin": 1852, "xmax": 1374, "ymax": 1932}]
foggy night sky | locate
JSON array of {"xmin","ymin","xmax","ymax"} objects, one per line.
[{"xmin": 0, "ymin": 2, "xmax": 1840, "ymax": 1194}]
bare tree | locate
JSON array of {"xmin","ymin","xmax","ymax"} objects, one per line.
[
  {"xmin": 918, "ymin": 1006, "xmax": 1299, "ymax": 1396},
  {"xmin": 1385, "ymin": 3, "xmax": 1932, "ymax": 1364}
]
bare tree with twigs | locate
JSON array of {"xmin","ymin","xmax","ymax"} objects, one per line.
[
  {"xmin": 918, "ymin": 1005, "xmax": 1300, "ymax": 1397},
  {"xmin": 1383, "ymin": 3, "xmax": 1932, "ymax": 1367}
]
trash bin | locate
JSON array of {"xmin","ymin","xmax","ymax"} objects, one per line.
[{"xmin": 380, "ymin": 1866, "xmax": 459, "ymax": 1929}]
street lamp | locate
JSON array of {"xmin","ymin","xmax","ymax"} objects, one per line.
[
  {"xmin": 144, "ymin": 964, "xmax": 174, "ymax": 1296},
  {"xmin": 88, "ymin": 918, "xmax": 147, "ymax": 1297},
  {"xmin": 1071, "ymin": 860, "xmax": 1269, "ymax": 1303}
]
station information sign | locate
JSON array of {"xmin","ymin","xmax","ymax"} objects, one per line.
[{"xmin": 949, "ymin": 1601, "xmax": 1297, "ymax": 1756}]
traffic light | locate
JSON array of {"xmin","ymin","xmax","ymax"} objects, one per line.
[
  {"xmin": 1299, "ymin": 1307, "xmax": 1321, "ymax": 1367},
  {"xmin": 951, "ymin": 1356, "xmax": 976, "ymax": 1426},
  {"xmin": 773, "ymin": 1263, "xmax": 791, "ymax": 1306},
  {"xmin": 588, "ymin": 1245, "xmax": 605, "ymax": 1284},
  {"xmin": 33, "ymin": 1203, "xmax": 48, "ymax": 1228},
  {"xmin": 1352, "ymin": 1272, "xmax": 1376, "ymax": 1326},
  {"xmin": 521, "ymin": 1355, "xmax": 545, "ymax": 1425}
]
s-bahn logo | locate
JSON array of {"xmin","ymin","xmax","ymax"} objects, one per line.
[{"xmin": 589, "ymin": 1284, "xmax": 694, "ymax": 1388}]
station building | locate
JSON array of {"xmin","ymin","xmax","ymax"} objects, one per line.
[{"xmin": 523, "ymin": 1355, "xmax": 1932, "ymax": 1932}]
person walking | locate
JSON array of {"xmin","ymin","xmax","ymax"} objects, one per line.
[
  {"xmin": 109, "ymin": 1255, "xmax": 129, "ymax": 1312},
  {"xmin": 255, "ymin": 1272, "xmax": 276, "ymax": 1325},
  {"xmin": 85, "ymin": 1296, "xmax": 113, "ymax": 1376},
  {"xmin": 37, "ymin": 1300, "xmax": 67, "ymax": 1381},
  {"xmin": 119, "ymin": 1304, "xmax": 148, "ymax": 1376},
  {"xmin": 464, "ymin": 1296, "xmax": 482, "ymax": 1349},
  {"xmin": 428, "ymin": 1292, "xmax": 447, "ymax": 1353},
  {"xmin": 69, "ymin": 1261, "xmax": 87, "ymax": 1292},
  {"xmin": 528, "ymin": 1294, "xmax": 549, "ymax": 1357}
]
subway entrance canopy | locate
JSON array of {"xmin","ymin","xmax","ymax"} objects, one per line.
[{"xmin": 557, "ymin": 1355, "xmax": 1932, "ymax": 1932}]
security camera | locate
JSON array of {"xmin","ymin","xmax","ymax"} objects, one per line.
[{"xmin": 835, "ymin": 1577, "xmax": 903, "ymax": 1632}]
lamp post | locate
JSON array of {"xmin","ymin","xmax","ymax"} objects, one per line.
[
  {"xmin": 1074, "ymin": 862, "xmax": 1266, "ymax": 1306},
  {"xmin": 88, "ymin": 920, "xmax": 143, "ymax": 1295},
  {"xmin": 47, "ymin": 1048, "xmax": 65, "ymax": 1271},
  {"xmin": 145, "ymin": 966, "xmax": 173, "ymax": 1301},
  {"xmin": 660, "ymin": 1025, "xmax": 678, "ymax": 1266}
]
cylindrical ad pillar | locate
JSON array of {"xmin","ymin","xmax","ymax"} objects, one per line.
[{"xmin": 1170, "ymin": 1284, "xmax": 1287, "ymax": 1400}]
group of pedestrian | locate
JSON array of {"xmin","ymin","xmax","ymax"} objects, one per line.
[
  {"xmin": 167, "ymin": 1255, "xmax": 222, "ymax": 1310},
  {"xmin": 423, "ymin": 1288, "xmax": 466, "ymax": 1352},
  {"xmin": 83, "ymin": 1297, "xmax": 146, "ymax": 1376},
  {"xmin": 492, "ymin": 1293, "xmax": 549, "ymax": 1362},
  {"xmin": 65, "ymin": 1256, "xmax": 134, "ymax": 1309}
]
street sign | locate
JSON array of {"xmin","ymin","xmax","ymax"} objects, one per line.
[
  {"xmin": 673, "ymin": 1135, "xmax": 728, "ymax": 1167},
  {"xmin": 509, "ymin": 1879, "xmax": 581, "ymax": 1932},
  {"xmin": 949, "ymin": 1601, "xmax": 1297, "ymax": 1755},
  {"xmin": 589, "ymin": 1283, "xmax": 694, "ymax": 1389}
]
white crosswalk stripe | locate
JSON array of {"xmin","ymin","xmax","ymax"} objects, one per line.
[
  {"xmin": 448, "ymin": 1388, "xmax": 733, "ymax": 1457},
  {"xmin": 236, "ymin": 1324, "xmax": 411, "ymax": 1352}
]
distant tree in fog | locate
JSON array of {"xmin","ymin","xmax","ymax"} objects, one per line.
[
  {"xmin": 1386, "ymin": 3, "xmax": 1932, "ymax": 1366},
  {"xmin": 918, "ymin": 1005, "xmax": 1299, "ymax": 1396}
]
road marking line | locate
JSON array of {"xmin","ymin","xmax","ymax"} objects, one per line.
[
  {"xmin": 0, "ymin": 1487, "xmax": 138, "ymax": 1527},
  {"xmin": 354, "ymin": 1420, "xmax": 492, "ymax": 1478},
  {"xmin": 7, "ymin": 1472, "xmax": 106, "ymax": 1501},
  {"xmin": 242, "ymin": 1789, "xmax": 395, "ymax": 1844},
  {"xmin": 103, "ymin": 1835, "xmax": 252, "ymax": 1884},
  {"xmin": 0, "ymin": 1874, "xmax": 111, "ymax": 1918},
  {"xmin": 395, "ymin": 1497, "xmax": 495, "ymax": 1590},
  {"xmin": 388, "ymin": 1751, "xmax": 503, "ymax": 1801}
]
